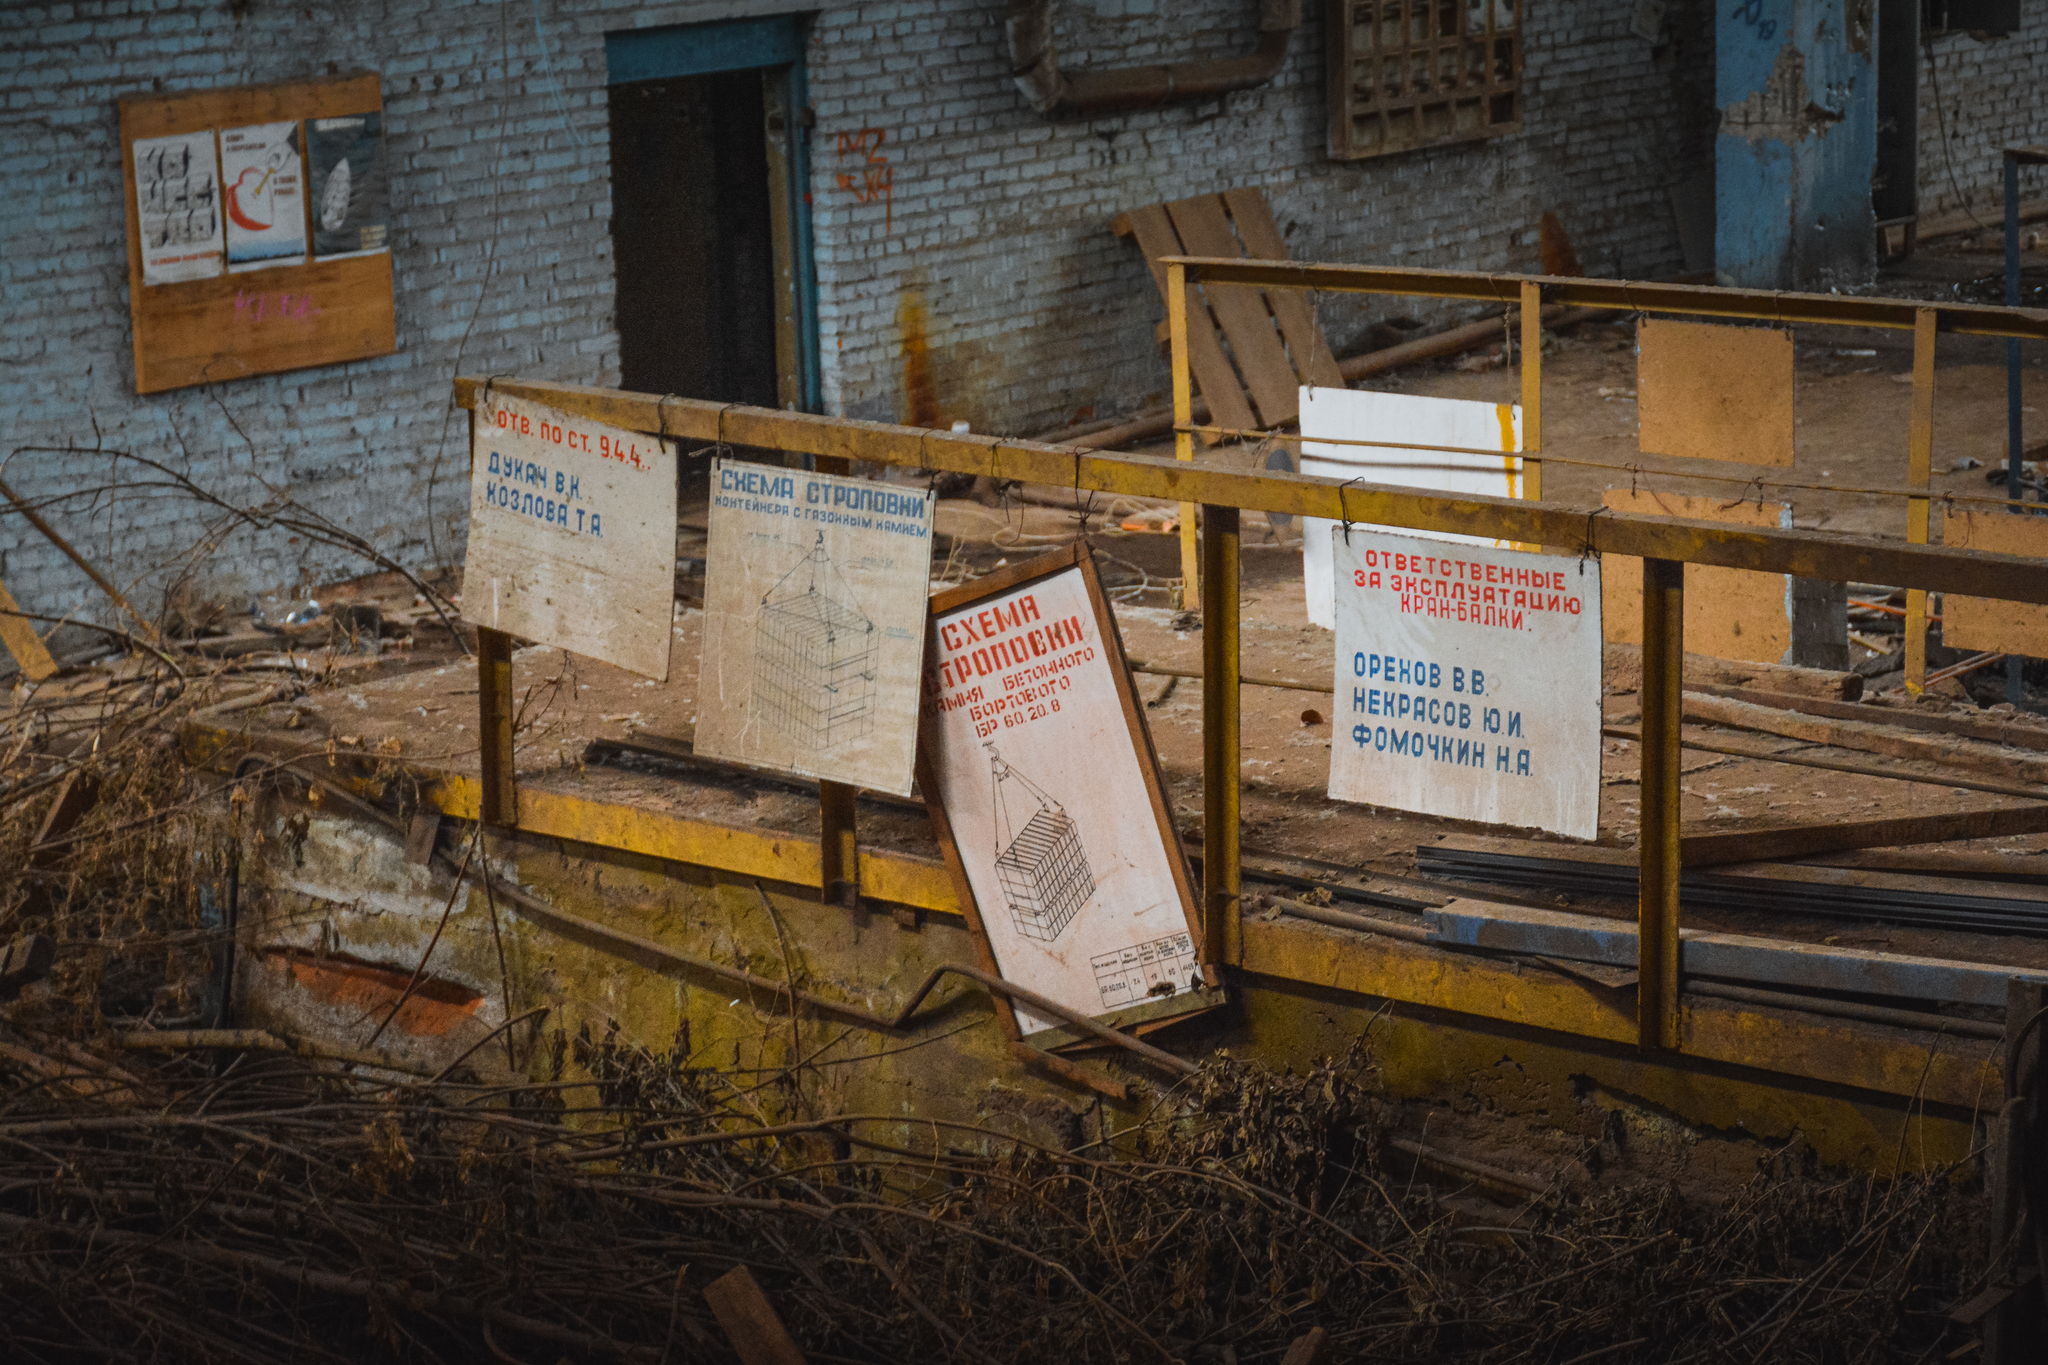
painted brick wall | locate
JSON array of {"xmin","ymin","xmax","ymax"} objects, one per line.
[
  {"xmin": 0, "ymin": 0, "xmax": 1731, "ymax": 628},
  {"xmin": 808, "ymin": 0, "xmax": 1714, "ymax": 433},
  {"xmin": 0, "ymin": 0, "xmax": 627, "ymax": 632},
  {"xmin": 1916, "ymin": 19, "xmax": 2048, "ymax": 220}
]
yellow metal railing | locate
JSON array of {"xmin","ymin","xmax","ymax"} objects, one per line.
[
  {"xmin": 457, "ymin": 294, "xmax": 2048, "ymax": 1058},
  {"xmin": 1158, "ymin": 256, "xmax": 2048, "ymax": 1048}
]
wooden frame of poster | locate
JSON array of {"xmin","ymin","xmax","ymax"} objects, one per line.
[
  {"xmin": 117, "ymin": 72, "xmax": 397, "ymax": 394},
  {"xmin": 916, "ymin": 541, "xmax": 1219, "ymax": 1051}
]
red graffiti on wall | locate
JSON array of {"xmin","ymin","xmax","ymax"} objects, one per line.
[
  {"xmin": 231, "ymin": 289, "xmax": 323, "ymax": 324},
  {"xmin": 835, "ymin": 129, "xmax": 893, "ymax": 233}
]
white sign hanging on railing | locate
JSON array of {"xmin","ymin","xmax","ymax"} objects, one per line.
[
  {"xmin": 1327, "ymin": 527, "xmax": 1603, "ymax": 840},
  {"xmin": 462, "ymin": 392, "xmax": 677, "ymax": 679},
  {"xmin": 1298, "ymin": 385, "xmax": 1523, "ymax": 630},
  {"xmin": 695, "ymin": 458, "xmax": 936, "ymax": 797}
]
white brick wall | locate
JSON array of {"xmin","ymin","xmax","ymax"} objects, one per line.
[
  {"xmin": 1917, "ymin": 18, "xmax": 2048, "ymax": 219},
  {"xmin": 11, "ymin": 0, "xmax": 2030, "ymax": 626}
]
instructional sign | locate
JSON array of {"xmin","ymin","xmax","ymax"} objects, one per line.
[
  {"xmin": 695, "ymin": 459, "xmax": 935, "ymax": 796},
  {"xmin": 134, "ymin": 130, "xmax": 224, "ymax": 285},
  {"xmin": 220, "ymin": 121, "xmax": 307, "ymax": 271},
  {"xmin": 462, "ymin": 393, "xmax": 677, "ymax": 679},
  {"xmin": 1328, "ymin": 528, "xmax": 1602, "ymax": 840},
  {"xmin": 921, "ymin": 554, "xmax": 1203, "ymax": 1035}
]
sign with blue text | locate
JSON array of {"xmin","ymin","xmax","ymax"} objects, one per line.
[
  {"xmin": 695, "ymin": 458, "xmax": 936, "ymax": 796},
  {"xmin": 462, "ymin": 393, "xmax": 678, "ymax": 679},
  {"xmin": 1328, "ymin": 528, "xmax": 1602, "ymax": 840}
]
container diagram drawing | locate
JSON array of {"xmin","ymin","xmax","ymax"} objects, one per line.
[
  {"xmin": 752, "ymin": 533, "xmax": 879, "ymax": 751},
  {"xmin": 988, "ymin": 746, "xmax": 1095, "ymax": 943}
]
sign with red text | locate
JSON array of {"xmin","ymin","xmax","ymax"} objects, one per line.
[
  {"xmin": 695, "ymin": 458, "xmax": 935, "ymax": 796},
  {"xmin": 1328, "ymin": 528, "xmax": 1602, "ymax": 840},
  {"xmin": 921, "ymin": 550, "xmax": 1205, "ymax": 1036},
  {"xmin": 462, "ymin": 393, "xmax": 677, "ymax": 679}
]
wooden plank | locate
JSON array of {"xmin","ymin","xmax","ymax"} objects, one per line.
[
  {"xmin": 1678, "ymin": 803, "xmax": 2048, "ymax": 867},
  {"xmin": 118, "ymin": 73, "xmax": 396, "ymax": 395},
  {"xmin": 1165, "ymin": 195, "xmax": 1303, "ymax": 427},
  {"xmin": 0, "ymin": 580, "xmax": 57, "ymax": 682},
  {"xmin": 1691, "ymin": 682, "xmax": 2048, "ymax": 752},
  {"xmin": 1681, "ymin": 691, "xmax": 2048, "ymax": 787},
  {"xmin": 1942, "ymin": 507, "xmax": 2048, "ymax": 656},
  {"xmin": 1601, "ymin": 490, "xmax": 1791, "ymax": 663},
  {"xmin": 1637, "ymin": 319, "xmax": 1796, "ymax": 466},
  {"xmin": 1222, "ymin": 188, "xmax": 1343, "ymax": 388},
  {"xmin": 703, "ymin": 1266, "xmax": 808, "ymax": 1365},
  {"xmin": 1117, "ymin": 206, "xmax": 1256, "ymax": 441}
]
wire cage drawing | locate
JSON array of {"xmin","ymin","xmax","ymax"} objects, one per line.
[
  {"xmin": 752, "ymin": 533, "xmax": 879, "ymax": 751},
  {"xmin": 988, "ymin": 746, "xmax": 1095, "ymax": 944}
]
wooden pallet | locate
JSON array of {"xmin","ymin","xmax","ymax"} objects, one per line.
[{"xmin": 1111, "ymin": 188, "xmax": 1344, "ymax": 441}]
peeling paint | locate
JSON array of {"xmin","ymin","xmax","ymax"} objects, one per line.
[{"xmin": 1721, "ymin": 44, "xmax": 1845, "ymax": 144}]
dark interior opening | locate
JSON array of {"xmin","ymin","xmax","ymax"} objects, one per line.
[
  {"xmin": 608, "ymin": 70, "xmax": 780, "ymax": 410},
  {"xmin": 1874, "ymin": 0, "xmax": 1919, "ymax": 225}
]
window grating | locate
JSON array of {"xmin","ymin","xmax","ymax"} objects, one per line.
[{"xmin": 1326, "ymin": 0, "xmax": 1523, "ymax": 160}]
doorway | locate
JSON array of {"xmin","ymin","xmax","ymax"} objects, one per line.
[{"xmin": 605, "ymin": 18, "xmax": 818, "ymax": 411}]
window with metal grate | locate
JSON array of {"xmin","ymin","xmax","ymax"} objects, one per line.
[{"xmin": 1325, "ymin": 0, "xmax": 1524, "ymax": 160}]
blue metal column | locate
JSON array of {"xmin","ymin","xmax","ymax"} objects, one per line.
[{"xmin": 1716, "ymin": 0, "xmax": 1879, "ymax": 290}]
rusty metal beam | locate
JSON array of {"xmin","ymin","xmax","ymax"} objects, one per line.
[
  {"xmin": 451, "ymin": 378, "xmax": 2048, "ymax": 604},
  {"xmin": 1160, "ymin": 256, "xmax": 2048, "ymax": 341}
]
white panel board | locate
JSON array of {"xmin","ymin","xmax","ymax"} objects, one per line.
[
  {"xmin": 1328, "ymin": 528, "xmax": 1602, "ymax": 840},
  {"xmin": 461, "ymin": 393, "xmax": 677, "ymax": 679},
  {"xmin": 922, "ymin": 564, "xmax": 1199, "ymax": 1033},
  {"xmin": 1298, "ymin": 385, "xmax": 1522, "ymax": 630},
  {"xmin": 695, "ymin": 459, "xmax": 936, "ymax": 796}
]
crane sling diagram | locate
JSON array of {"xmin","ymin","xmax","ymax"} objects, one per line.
[
  {"xmin": 988, "ymin": 746, "xmax": 1095, "ymax": 943},
  {"xmin": 752, "ymin": 533, "xmax": 880, "ymax": 751}
]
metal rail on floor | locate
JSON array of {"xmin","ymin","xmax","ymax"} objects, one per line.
[{"xmin": 447, "ymin": 334, "xmax": 2048, "ymax": 1092}]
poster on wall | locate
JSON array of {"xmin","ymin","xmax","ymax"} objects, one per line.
[
  {"xmin": 694, "ymin": 459, "xmax": 936, "ymax": 797},
  {"xmin": 919, "ymin": 544, "xmax": 1209, "ymax": 1038},
  {"xmin": 1299, "ymin": 385, "xmax": 1523, "ymax": 630},
  {"xmin": 461, "ymin": 393, "xmax": 678, "ymax": 679},
  {"xmin": 133, "ymin": 130, "xmax": 224, "ymax": 285},
  {"xmin": 220, "ymin": 121, "xmax": 307, "ymax": 271},
  {"xmin": 306, "ymin": 111, "xmax": 390, "ymax": 259},
  {"xmin": 1327, "ymin": 527, "xmax": 1602, "ymax": 840}
]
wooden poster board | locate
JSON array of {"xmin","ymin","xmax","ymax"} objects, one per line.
[
  {"xmin": 1600, "ymin": 488, "xmax": 1792, "ymax": 664},
  {"xmin": 1636, "ymin": 319, "xmax": 1796, "ymax": 467},
  {"xmin": 917, "ymin": 543, "xmax": 1214, "ymax": 1047},
  {"xmin": 117, "ymin": 73, "xmax": 397, "ymax": 394},
  {"xmin": 1942, "ymin": 508, "xmax": 2048, "ymax": 656}
]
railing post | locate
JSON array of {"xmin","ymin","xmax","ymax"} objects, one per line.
[
  {"xmin": 1639, "ymin": 558, "xmax": 1683, "ymax": 1051},
  {"xmin": 1904, "ymin": 307, "xmax": 1937, "ymax": 693},
  {"xmin": 477, "ymin": 626, "xmax": 518, "ymax": 828},
  {"xmin": 1520, "ymin": 279, "xmax": 1542, "ymax": 503},
  {"xmin": 1168, "ymin": 261, "xmax": 1199, "ymax": 606},
  {"xmin": 1201, "ymin": 503, "xmax": 1241, "ymax": 967},
  {"xmin": 2008, "ymin": 151, "xmax": 2027, "ymax": 706},
  {"xmin": 819, "ymin": 779, "xmax": 862, "ymax": 918}
]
